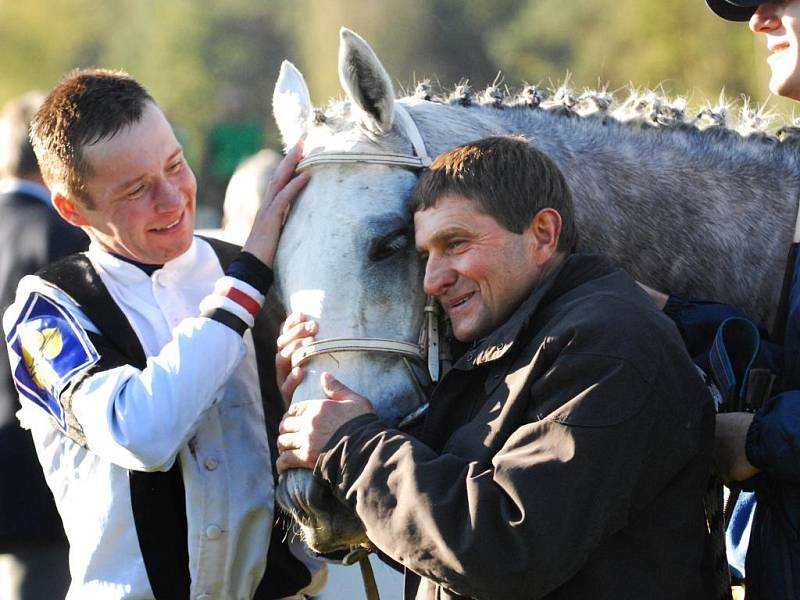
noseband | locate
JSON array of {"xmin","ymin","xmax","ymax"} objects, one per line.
[{"xmin": 291, "ymin": 103, "xmax": 448, "ymax": 400}]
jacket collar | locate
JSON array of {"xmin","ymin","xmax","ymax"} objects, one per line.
[
  {"xmin": 460, "ymin": 253, "xmax": 616, "ymax": 367},
  {"xmin": 87, "ymin": 236, "xmax": 206, "ymax": 286}
]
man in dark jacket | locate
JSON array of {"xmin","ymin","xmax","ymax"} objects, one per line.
[
  {"xmin": 276, "ymin": 136, "xmax": 715, "ymax": 599},
  {"xmin": 0, "ymin": 91, "xmax": 88, "ymax": 600}
]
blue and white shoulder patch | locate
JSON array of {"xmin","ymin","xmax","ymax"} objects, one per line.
[{"xmin": 5, "ymin": 292, "xmax": 100, "ymax": 431}]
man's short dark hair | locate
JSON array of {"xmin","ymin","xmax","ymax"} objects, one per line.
[
  {"xmin": 409, "ymin": 135, "xmax": 578, "ymax": 252},
  {"xmin": 30, "ymin": 68, "xmax": 155, "ymax": 207},
  {"xmin": 0, "ymin": 91, "xmax": 45, "ymax": 179}
]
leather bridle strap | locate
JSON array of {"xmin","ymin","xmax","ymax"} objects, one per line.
[
  {"xmin": 291, "ymin": 338, "xmax": 424, "ymax": 367},
  {"xmin": 423, "ymin": 297, "xmax": 442, "ymax": 383},
  {"xmin": 297, "ymin": 151, "xmax": 430, "ymax": 171},
  {"xmin": 296, "ymin": 103, "xmax": 432, "ymax": 172},
  {"xmin": 289, "ymin": 102, "xmax": 449, "ymax": 385}
]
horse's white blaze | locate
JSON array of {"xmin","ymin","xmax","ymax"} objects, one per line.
[
  {"xmin": 289, "ymin": 289, "xmax": 325, "ymax": 319},
  {"xmin": 275, "ymin": 159, "xmax": 426, "ymax": 409}
]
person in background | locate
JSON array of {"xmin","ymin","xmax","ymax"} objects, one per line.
[
  {"xmin": 221, "ymin": 149, "xmax": 281, "ymax": 244},
  {"xmin": 0, "ymin": 90, "xmax": 88, "ymax": 600},
  {"xmin": 636, "ymin": 3, "xmax": 800, "ymax": 598}
]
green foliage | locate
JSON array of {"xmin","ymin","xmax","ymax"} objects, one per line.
[
  {"xmin": 0, "ymin": 0, "xmax": 790, "ymax": 219},
  {"xmin": 0, "ymin": 1, "xmax": 781, "ymax": 128},
  {"xmin": 490, "ymin": 0, "xmax": 763, "ymax": 103}
]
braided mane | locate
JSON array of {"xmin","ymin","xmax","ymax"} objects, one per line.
[
  {"xmin": 304, "ymin": 79, "xmax": 800, "ymax": 327},
  {"xmin": 399, "ymin": 79, "xmax": 800, "ymax": 144}
]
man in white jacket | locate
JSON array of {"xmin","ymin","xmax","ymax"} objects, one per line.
[{"xmin": 2, "ymin": 68, "xmax": 318, "ymax": 600}]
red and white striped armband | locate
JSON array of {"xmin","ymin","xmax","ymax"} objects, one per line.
[{"xmin": 200, "ymin": 276, "xmax": 266, "ymax": 335}]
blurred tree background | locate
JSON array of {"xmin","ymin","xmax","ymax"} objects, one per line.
[{"xmin": 0, "ymin": 0, "xmax": 786, "ymax": 226}]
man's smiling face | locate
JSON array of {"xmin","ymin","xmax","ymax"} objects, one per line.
[
  {"xmin": 414, "ymin": 194, "xmax": 543, "ymax": 343},
  {"xmin": 66, "ymin": 101, "xmax": 197, "ymax": 264},
  {"xmin": 751, "ymin": 0, "xmax": 800, "ymax": 99}
]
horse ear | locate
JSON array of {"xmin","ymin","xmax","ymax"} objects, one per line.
[
  {"xmin": 338, "ymin": 28, "xmax": 395, "ymax": 134},
  {"xmin": 273, "ymin": 60, "xmax": 312, "ymax": 149}
]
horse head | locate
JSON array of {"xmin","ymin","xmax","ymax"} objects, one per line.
[{"xmin": 272, "ymin": 28, "xmax": 431, "ymax": 553}]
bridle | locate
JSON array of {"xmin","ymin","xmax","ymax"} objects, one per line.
[
  {"xmin": 287, "ymin": 103, "xmax": 447, "ymax": 598},
  {"xmin": 294, "ymin": 102, "xmax": 432, "ymax": 172},
  {"xmin": 290, "ymin": 103, "xmax": 449, "ymax": 402}
]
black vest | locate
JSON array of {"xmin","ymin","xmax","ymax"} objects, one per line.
[{"xmin": 38, "ymin": 237, "xmax": 310, "ymax": 600}]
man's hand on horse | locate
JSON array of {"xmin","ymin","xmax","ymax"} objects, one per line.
[
  {"xmin": 276, "ymin": 372, "xmax": 375, "ymax": 473},
  {"xmin": 275, "ymin": 312, "xmax": 318, "ymax": 408},
  {"xmin": 242, "ymin": 142, "xmax": 310, "ymax": 268}
]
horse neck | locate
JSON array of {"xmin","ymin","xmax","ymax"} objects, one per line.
[{"xmin": 405, "ymin": 99, "xmax": 800, "ymax": 326}]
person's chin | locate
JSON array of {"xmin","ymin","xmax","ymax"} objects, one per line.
[
  {"xmin": 451, "ymin": 316, "xmax": 475, "ymax": 343},
  {"xmin": 148, "ymin": 216, "xmax": 194, "ymax": 257},
  {"xmin": 168, "ymin": 235, "xmax": 194, "ymax": 261},
  {"xmin": 452, "ymin": 316, "xmax": 491, "ymax": 344},
  {"xmin": 769, "ymin": 63, "xmax": 800, "ymax": 99},
  {"xmin": 150, "ymin": 233, "xmax": 193, "ymax": 264}
]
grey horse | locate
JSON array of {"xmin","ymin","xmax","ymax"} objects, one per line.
[{"xmin": 271, "ymin": 27, "xmax": 800, "ymax": 555}]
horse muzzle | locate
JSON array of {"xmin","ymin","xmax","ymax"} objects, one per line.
[{"xmin": 277, "ymin": 467, "xmax": 369, "ymax": 553}]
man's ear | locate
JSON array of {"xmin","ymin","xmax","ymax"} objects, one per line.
[
  {"xmin": 526, "ymin": 208, "xmax": 562, "ymax": 266},
  {"xmin": 52, "ymin": 192, "xmax": 89, "ymax": 227}
]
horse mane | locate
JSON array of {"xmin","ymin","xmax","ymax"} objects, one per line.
[
  {"xmin": 311, "ymin": 78, "xmax": 800, "ymax": 152},
  {"xmin": 303, "ymin": 78, "xmax": 800, "ymax": 327},
  {"xmin": 406, "ymin": 79, "xmax": 800, "ymax": 143}
]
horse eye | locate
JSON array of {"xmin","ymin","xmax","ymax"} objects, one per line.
[{"xmin": 369, "ymin": 231, "xmax": 409, "ymax": 262}]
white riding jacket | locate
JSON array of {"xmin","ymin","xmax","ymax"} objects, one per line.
[{"xmin": 3, "ymin": 238, "xmax": 273, "ymax": 600}]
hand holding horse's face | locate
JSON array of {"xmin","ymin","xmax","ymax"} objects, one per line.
[
  {"xmin": 275, "ymin": 312, "xmax": 318, "ymax": 409},
  {"xmin": 241, "ymin": 143, "xmax": 309, "ymax": 268},
  {"xmin": 276, "ymin": 372, "xmax": 375, "ymax": 473}
]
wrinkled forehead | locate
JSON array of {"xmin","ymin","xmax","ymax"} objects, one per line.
[
  {"xmin": 82, "ymin": 103, "xmax": 177, "ymax": 167},
  {"xmin": 413, "ymin": 194, "xmax": 490, "ymax": 247}
]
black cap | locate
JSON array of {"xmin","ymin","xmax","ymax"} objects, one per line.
[{"xmin": 705, "ymin": 0, "xmax": 765, "ymax": 21}]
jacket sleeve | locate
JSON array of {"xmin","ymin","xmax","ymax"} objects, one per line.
[
  {"xmin": 313, "ymin": 352, "xmax": 701, "ymax": 599},
  {"xmin": 3, "ymin": 278, "xmax": 247, "ymax": 472},
  {"xmin": 746, "ymin": 390, "xmax": 800, "ymax": 481}
]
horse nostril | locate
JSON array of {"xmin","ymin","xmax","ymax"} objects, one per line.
[
  {"xmin": 307, "ymin": 478, "xmax": 350, "ymax": 515},
  {"xmin": 278, "ymin": 470, "xmax": 344, "ymax": 522}
]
